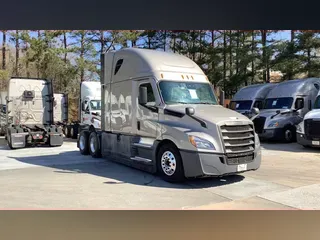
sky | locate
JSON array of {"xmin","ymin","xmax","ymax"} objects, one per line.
[{"xmin": 0, "ymin": 30, "xmax": 291, "ymax": 46}]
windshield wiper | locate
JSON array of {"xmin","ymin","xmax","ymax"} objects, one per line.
[{"xmin": 193, "ymin": 102, "xmax": 214, "ymax": 105}]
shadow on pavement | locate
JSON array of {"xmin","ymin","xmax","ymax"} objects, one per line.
[
  {"xmin": 261, "ymin": 141, "xmax": 320, "ymax": 153},
  {"xmin": 7, "ymin": 150, "xmax": 245, "ymax": 189}
]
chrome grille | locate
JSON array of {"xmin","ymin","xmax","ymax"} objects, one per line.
[
  {"xmin": 305, "ymin": 119, "xmax": 320, "ymax": 140},
  {"xmin": 220, "ymin": 124, "xmax": 255, "ymax": 161}
]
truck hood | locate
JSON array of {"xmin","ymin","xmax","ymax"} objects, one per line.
[
  {"xmin": 257, "ymin": 109, "xmax": 295, "ymax": 119},
  {"xmin": 165, "ymin": 104, "xmax": 251, "ymax": 125},
  {"xmin": 304, "ymin": 109, "xmax": 320, "ymax": 120}
]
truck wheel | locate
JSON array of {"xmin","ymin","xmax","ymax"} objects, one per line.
[
  {"xmin": 156, "ymin": 143, "xmax": 185, "ymax": 183},
  {"xmin": 71, "ymin": 125, "xmax": 78, "ymax": 139},
  {"xmin": 7, "ymin": 130, "xmax": 15, "ymax": 150},
  {"xmin": 65, "ymin": 126, "xmax": 71, "ymax": 138},
  {"xmin": 88, "ymin": 131, "xmax": 101, "ymax": 158},
  {"xmin": 79, "ymin": 131, "xmax": 89, "ymax": 155},
  {"xmin": 283, "ymin": 126, "xmax": 296, "ymax": 143}
]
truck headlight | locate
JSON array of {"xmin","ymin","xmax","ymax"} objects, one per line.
[
  {"xmin": 267, "ymin": 121, "xmax": 279, "ymax": 128},
  {"xmin": 296, "ymin": 122, "xmax": 304, "ymax": 133},
  {"xmin": 255, "ymin": 133, "xmax": 260, "ymax": 147},
  {"xmin": 189, "ymin": 136, "xmax": 215, "ymax": 150}
]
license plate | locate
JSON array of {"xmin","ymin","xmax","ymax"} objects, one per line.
[
  {"xmin": 312, "ymin": 141, "xmax": 320, "ymax": 146},
  {"xmin": 237, "ymin": 164, "xmax": 247, "ymax": 172}
]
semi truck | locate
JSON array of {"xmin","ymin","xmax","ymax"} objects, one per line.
[
  {"xmin": 252, "ymin": 78, "xmax": 320, "ymax": 142},
  {"xmin": 230, "ymin": 83, "xmax": 277, "ymax": 118},
  {"xmin": 5, "ymin": 77, "xmax": 64, "ymax": 149},
  {"xmin": 0, "ymin": 91, "xmax": 7, "ymax": 136},
  {"xmin": 296, "ymin": 89, "xmax": 320, "ymax": 148},
  {"xmin": 64, "ymin": 81, "xmax": 102, "ymax": 139},
  {"xmin": 53, "ymin": 93, "xmax": 68, "ymax": 126},
  {"xmin": 77, "ymin": 48, "xmax": 262, "ymax": 183}
]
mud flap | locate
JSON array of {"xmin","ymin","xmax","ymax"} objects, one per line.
[
  {"xmin": 10, "ymin": 133, "xmax": 27, "ymax": 148},
  {"xmin": 49, "ymin": 133, "xmax": 63, "ymax": 146}
]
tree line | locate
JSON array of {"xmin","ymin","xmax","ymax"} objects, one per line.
[{"xmin": 1, "ymin": 30, "xmax": 320, "ymax": 98}]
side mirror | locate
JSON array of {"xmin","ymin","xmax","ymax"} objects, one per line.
[
  {"xmin": 251, "ymin": 107, "xmax": 260, "ymax": 116},
  {"xmin": 82, "ymin": 102, "xmax": 86, "ymax": 111},
  {"xmin": 185, "ymin": 107, "xmax": 195, "ymax": 116},
  {"xmin": 139, "ymin": 86, "xmax": 148, "ymax": 105}
]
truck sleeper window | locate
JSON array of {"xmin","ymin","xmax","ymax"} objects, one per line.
[{"xmin": 159, "ymin": 81, "xmax": 218, "ymax": 105}]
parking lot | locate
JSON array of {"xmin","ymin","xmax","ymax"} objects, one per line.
[{"xmin": 0, "ymin": 136, "xmax": 320, "ymax": 209}]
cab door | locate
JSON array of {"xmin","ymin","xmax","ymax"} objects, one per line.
[{"xmin": 133, "ymin": 78, "xmax": 160, "ymax": 139}]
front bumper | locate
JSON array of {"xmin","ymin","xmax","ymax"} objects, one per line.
[
  {"xmin": 180, "ymin": 149, "xmax": 262, "ymax": 178},
  {"xmin": 296, "ymin": 133, "xmax": 320, "ymax": 148},
  {"xmin": 257, "ymin": 128, "xmax": 283, "ymax": 141}
]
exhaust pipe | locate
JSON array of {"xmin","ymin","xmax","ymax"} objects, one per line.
[{"xmin": 219, "ymin": 90, "xmax": 225, "ymax": 106}]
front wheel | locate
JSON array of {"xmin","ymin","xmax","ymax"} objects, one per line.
[
  {"xmin": 88, "ymin": 131, "xmax": 101, "ymax": 158},
  {"xmin": 157, "ymin": 143, "xmax": 185, "ymax": 183},
  {"xmin": 79, "ymin": 131, "xmax": 89, "ymax": 155},
  {"xmin": 283, "ymin": 126, "xmax": 296, "ymax": 143}
]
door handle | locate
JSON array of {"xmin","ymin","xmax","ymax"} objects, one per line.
[{"xmin": 137, "ymin": 121, "xmax": 140, "ymax": 130}]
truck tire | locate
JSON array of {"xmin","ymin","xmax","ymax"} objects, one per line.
[
  {"xmin": 79, "ymin": 130, "xmax": 90, "ymax": 155},
  {"xmin": 88, "ymin": 131, "xmax": 101, "ymax": 158},
  {"xmin": 65, "ymin": 125, "xmax": 71, "ymax": 138},
  {"xmin": 283, "ymin": 125, "xmax": 296, "ymax": 143},
  {"xmin": 7, "ymin": 129, "xmax": 15, "ymax": 150},
  {"xmin": 156, "ymin": 143, "xmax": 185, "ymax": 183},
  {"xmin": 71, "ymin": 125, "xmax": 78, "ymax": 139}
]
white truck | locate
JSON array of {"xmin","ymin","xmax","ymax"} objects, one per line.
[
  {"xmin": 5, "ymin": 77, "xmax": 64, "ymax": 149},
  {"xmin": 63, "ymin": 81, "xmax": 102, "ymax": 139},
  {"xmin": 77, "ymin": 48, "xmax": 262, "ymax": 183},
  {"xmin": 0, "ymin": 91, "xmax": 7, "ymax": 136},
  {"xmin": 296, "ymin": 89, "xmax": 320, "ymax": 148},
  {"xmin": 53, "ymin": 93, "xmax": 68, "ymax": 126}
]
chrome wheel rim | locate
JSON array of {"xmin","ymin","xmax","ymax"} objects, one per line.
[
  {"xmin": 161, "ymin": 151, "xmax": 176, "ymax": 176},
  {"xmin": 90, "ymin": 135, "xmax": 97, "ymax": 153},
  {"xmin": 70, "ymin": 127, "xmax": 74, "ymax": 137},
  {"xmin": 65, "ymin": 127, "xmax": 68, "ymax": 136},
  {"xmin": 79, "ymin": 135, "xmax": 85, "ymax": 150}
]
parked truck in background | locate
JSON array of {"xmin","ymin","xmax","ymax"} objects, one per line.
[
  {"xmin": 253, "ymin": 78, "xmax": 320, "ymax": 143},
  {"xmin": 53, "ymin": 93, "xmax": 68, "ymax": 127},
  {"xmin": 0, "ymin": 91, "xmax": 7, "ymax": 136},
  {"xmin": 230, "ymin": 83, "xmax": 277, "ymax": 118},
  {"xmin": 296, "ymin": 89, "xmax": 320, "ymax": 148},
  {"xmin": 64, "ymin": 81, "xmax": 102, "ymax": 139},
  {"xmin": 5, "ymin": 77, "xmax": 64, "ymax": 149},
  {"xmin": 77, "ymin": 48, "xmax": 262, "ymax": 183}
]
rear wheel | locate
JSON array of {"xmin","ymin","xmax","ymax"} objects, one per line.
[
  {"xmin": 79, "ymin": 131, "xmax": 89, "ymax": 155},
  {"xmin": 157, "ymin": 143, "xmax": 185, "ymax": 183},
  {"xmin": 65, "ymin": 125, "xmax": 71, "ymax": 138},
  {"xmin": 88, "ymin": 131, "xmax": 101, "ymax": 158},
  {"xmin": 71, "ymin": 125, "xmax": 78, "ymax": 139}
]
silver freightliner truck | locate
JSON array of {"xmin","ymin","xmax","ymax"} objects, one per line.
[
  {"xmin": 230, "ymin": 83, "xmax": 277, "ymax": 118},
  {"xmin": 253, "ymin": 78, "xmax": 320, "ymax": 142},
  {"xmin": 77, "ymin": 48, "xmax": 262, "ymax": 182}
]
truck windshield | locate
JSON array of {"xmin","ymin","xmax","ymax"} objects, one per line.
[
  {"xmin": 264, "ymin": 97, "xmax": 293, "ymax": 109},
  {"xmin": 90, "ymin": 100, "xmax": 101, "ymax": 110},
  {"xmin": 314, "ymin": 96, "xmax": 320, "ymax": 109},
  {"xmin": 159, "ymin": 81, "xmax": 218, "ymax": 105},
  {"xmin": 230, "ymin": 100, "xmax": 252, "ymax": 110}
]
